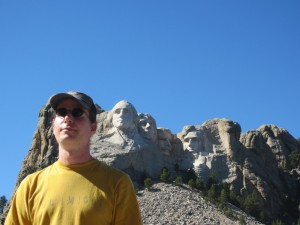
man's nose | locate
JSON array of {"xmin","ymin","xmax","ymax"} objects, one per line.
[{"xmin": 63, "ymin": 113, "xmax": 73, "ymax": 123}]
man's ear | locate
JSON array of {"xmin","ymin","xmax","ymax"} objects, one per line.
[{"xmin": 91, "ymin": 123, "xmax": 97, "ymax": 133}]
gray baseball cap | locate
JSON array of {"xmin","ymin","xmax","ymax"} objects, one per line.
[{"xmin": 49, "ymin": 91, "xmax": 97, "ymax": 122}]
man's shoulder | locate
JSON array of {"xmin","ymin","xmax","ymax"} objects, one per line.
[
  {"xmin": 18, "ymin": 163, "xmax": 55, "ymax": 189},
  {"xmin": 96, "ymin": 160, "xmax": 126, "ymax": 174},
  {"xmin": 94, "ymin": 159, "xmax": 131, "ymax": 181}
]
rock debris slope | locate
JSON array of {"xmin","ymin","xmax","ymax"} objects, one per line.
[{"xmin": 137, "ymin": 182, "xmax": 263, "ymax": 225}]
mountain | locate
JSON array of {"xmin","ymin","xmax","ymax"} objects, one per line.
[{"xmin": 3, "ymin": 100, "xmax": 300, "ymax": 224}]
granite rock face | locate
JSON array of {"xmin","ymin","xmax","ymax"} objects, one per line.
[{"xmin": 7, "ymin": 101, "xmax": 300, "ymax": 222}]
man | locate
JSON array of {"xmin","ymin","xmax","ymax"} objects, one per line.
[{"xmin": 5, "ymin": 91, "xmax": 143, "ymax": 225}]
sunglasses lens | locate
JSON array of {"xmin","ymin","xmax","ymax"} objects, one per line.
[
  {"xmin": 56, "ymin": 108, "xmax": 84, "ymax": 118},
  {"xmin": 56, "ymin": 108, "xmax": 68, "ymax": 117},
  {"xmin": 72, "ymin": 108, "xmax": 84, "ymax": 117}
]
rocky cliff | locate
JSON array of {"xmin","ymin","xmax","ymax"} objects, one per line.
[{"xmin": 5, "ymin": 100, "xmax": 300, "ymax": 224}]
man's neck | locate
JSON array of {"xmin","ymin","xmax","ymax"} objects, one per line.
[{"xmin": 58, "ymin": 147, "xmax": 93, "ymax": 165}]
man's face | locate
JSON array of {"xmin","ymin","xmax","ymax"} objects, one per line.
[{"xmin": 52, "ymin": 99, "xmax": 96, "ymax": 150}]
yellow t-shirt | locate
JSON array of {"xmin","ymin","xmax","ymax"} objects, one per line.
[{"xmin": 5, "ymin": 160, "xmax": 143, "ymax": 225}]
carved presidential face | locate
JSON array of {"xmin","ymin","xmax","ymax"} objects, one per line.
[
  {"xmin": 157, "ymin": 129, "xmax": 172, "ymax": 153},
  {"xmin": 138, "ymin": 114, "xmax": 157, "ymax": 141},
  {"xmin": 183, "ymin": 131, "xmax": 200, "ymax": 153},
  {"xmin": 112, "ymin": 101, "xmax": 136, "ymax": 131}
]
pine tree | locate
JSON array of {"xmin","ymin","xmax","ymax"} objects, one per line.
[
  {"xmin": 144, "ymin": 178, "xmax": 154, "ymax": 190},
  {"xmin": 219, "ymin": 188, "xmax": 228, "ymax": 208},
  {"xmin": 195, "ymin": 178, "xmax": 204, "ymax": 190},
  {"xmin": 174, "ymin": 176, "xmax": 183, "ymax": 186},
  {"xmin": 206, "ymin": 172, "xmax": 218, "ymax": 190},
  {"xmin": 188, "ymin": 179, "xmax": 196, "ymax": 189},
  {"xmin": 243, "ymin": 191, "xmax": 260, "ymax": 218},
  {"xmin": 238, "ymin": 215, "xmax": 246, "ymax": 225},
  {"xmin": 229, "ymin": 190, "xmax": 237, "ymax": 204},
  {"xmin": 160, "ymin": 168, "xmax": 170, "ymax": 182},
  {"xmin": 288, "ymin": 150, "xmax": 300, "ymax": 169},
  {"xmin": 207, "ymin": 185, "xmax": 217, "ymax": 202},
  {"xmin": 0, "ymin": 195, "xmax": 7, "ymax": 213}
]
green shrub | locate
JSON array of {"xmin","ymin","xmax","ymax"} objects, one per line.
[
  {"xmin": 144, "ymin": 178, "xmax": 153, "ymax": 190},
  {"xmin": 188, "ymin": 179, "xmax": 196, "ymax": 189},
  {"xmin": 207, "ymin": 185, "xmax": 217, "ymax": 202},
  {"xmin": 160, "ymin": 168, "xmax": 170, "ymax": 182},
  {"xmin": 206, "ymin": 172, "xmax": 218, "ymax": 189},
  {"xmin": 174, "ymin": 176, "xmax": 183, "ymax": 186},
  {"xmin": 224, "ymin": 207, "xmax": 234, "ymax": 218},
  {"xmin": 0, "ymin": 195, "xmax": 7, "ymax": 213},
  {"xmin": 288, "ymin": 150, "xmax": 300, "ymax": 169},
  {"xmin": 238, "ymin": 215, "xmax": 246, "ymax": 225},
  {"xmin": 195, "ymin": 178, "xmax": 204, "ymax": 190},
  {"xmin": 229, "ymin": 190, "xmax": 238, "ymax": 205},
  {"xmin": 243, "ymin": 191, "xmax": 260, "ymax": 218},
  {"xmin": 219, "ymin": 188, "xmax": 228, "ymax": 208}
]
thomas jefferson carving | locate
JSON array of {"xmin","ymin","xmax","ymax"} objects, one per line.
[
  {"xmin": 138, "ymin": 113, "xmax": 157, "ymax": 142},
  {"xmin": 157, "ymin": 128, "xmax": 173, "ymax": 155}
]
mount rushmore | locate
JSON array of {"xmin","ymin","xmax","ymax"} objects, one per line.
[{"xmin": 7, "ymin": 99, "xmax": 300, "ymax": 222}]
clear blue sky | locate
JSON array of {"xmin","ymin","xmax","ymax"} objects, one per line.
[{"xmin": 0, "ymin": 1, "xmax": 299, "ymax": 199}]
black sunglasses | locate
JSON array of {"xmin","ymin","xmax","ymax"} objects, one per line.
[{"xmin": 55, "ymin": 108, "xmax": 85, "ymax": 118}]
